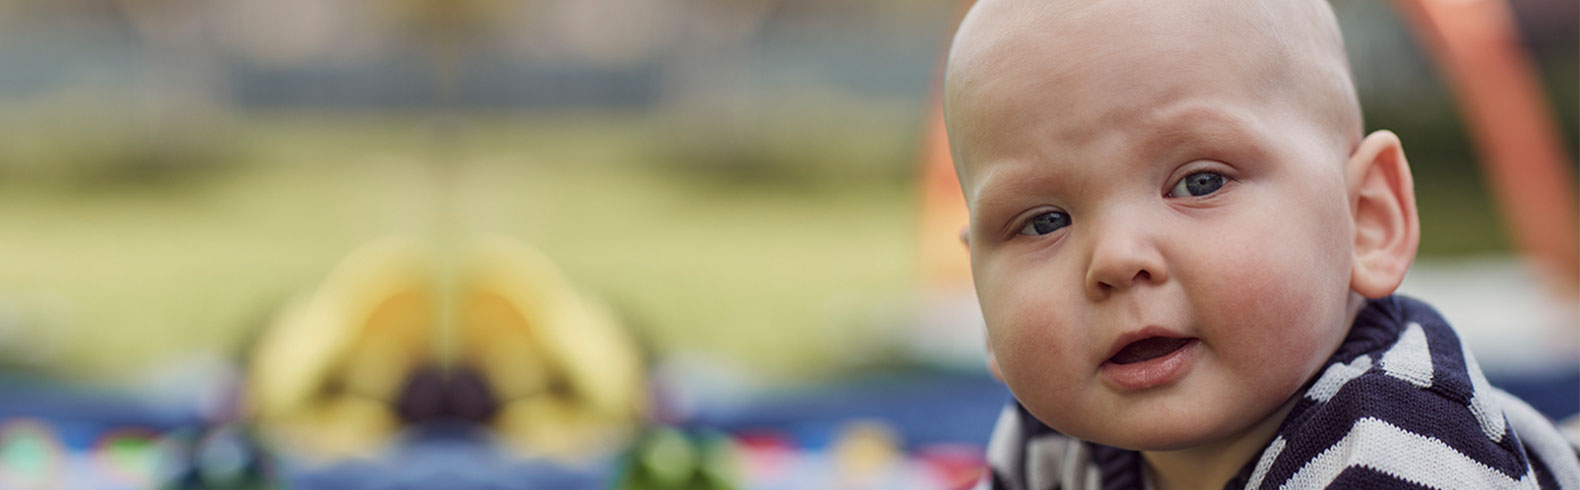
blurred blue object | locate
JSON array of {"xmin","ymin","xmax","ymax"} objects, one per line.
[
  {"xmin": 3, "ymin": 364, "xmax": 1574, "ymax": 489},
  {"xmin": 0, "ymin": 374, "xmax": 271, "ymax": 489},
  {"xmin": 1488, "ymin": 368, "xmax": 1580, "ymax": 424},
  {"xmin": 689, "ymin": 368, "xmax": 1010, "ymax": 451},
  {"xmin": 282, "ymin": 424, "xmax": 609, "ymax": 490}
]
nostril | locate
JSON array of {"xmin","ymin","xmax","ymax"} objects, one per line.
[
  {"xmin": 1134, "ymin": 270, "xmax": 1151, "ymax": 283},
  {"xmin": 1089, "ymin": 279, "xmax": 1113, "ymax": 301}
]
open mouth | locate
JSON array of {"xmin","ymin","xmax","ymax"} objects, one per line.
[{"xmin": 1108, "ymin": 337, "xmax": 1192, "ymax": 365}]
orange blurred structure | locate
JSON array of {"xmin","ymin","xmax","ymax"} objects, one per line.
[
  {"xmin": 918, "ymin": 103, "xmax": 974, "ymax": 289},
  {"xmin": 1392, "ymin": 0, "xmax": 1579, "ymax": 295},
  {"xmin": 917, "ymin": 3, "xmax": 977, "ymax": 291}
]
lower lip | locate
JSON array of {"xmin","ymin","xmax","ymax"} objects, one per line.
[{"xmin": 1100, "ymin": 339, "xmax": 1199, "ymax": 390}]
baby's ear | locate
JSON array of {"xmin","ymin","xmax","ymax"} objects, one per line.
[
  {"xmin": 962, "ymin": 225, "xmax": 1003, "ymax": 381},
  {"xmin": 985, "ymin": 339, "xmax": 1005, "ymax": 382},
  {"xmin": 1347, "ymin": 130, "xmax": 1420, "ymax": 298}
]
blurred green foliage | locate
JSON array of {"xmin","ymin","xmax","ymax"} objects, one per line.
[
  {"xmin": 0, "ymin": 96, "xmax": 237, "ymax": 186},
  {"xmin": 650, "ymin": 99, "xmax": 923, "ymax": 189}
]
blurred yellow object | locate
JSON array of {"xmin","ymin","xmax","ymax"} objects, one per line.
[
  {"xmin": 831, "ymin": 420, "xmax": 901, "ymax": 483},
  {"xmin": 462, "ymin": 238, "xmax": 647, "ymax": 459},
  {"xmin": 247, "ymin": 237, "xmax": 645, "ymax": 461}
]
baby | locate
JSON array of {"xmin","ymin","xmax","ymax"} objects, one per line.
[{"xmin": 941, "ymin": 1, "xmax": 1580, "ymax": 489}]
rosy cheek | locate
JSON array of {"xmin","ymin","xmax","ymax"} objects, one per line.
[
  {"xmin": 1193, "ymin": 218, "xmax": 1346, "ymax": 384},
  {"xmin": 979, "ymin": 271, "xmax": 1085, "ymax": 397}
]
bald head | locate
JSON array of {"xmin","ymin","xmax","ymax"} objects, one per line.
[{"xmin": 943, "ymin": 0, "xmax": 1361, "ymax": 186}]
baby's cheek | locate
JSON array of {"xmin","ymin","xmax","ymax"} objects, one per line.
[
  {"xmin": 986, "ymin": 286, "xmax": 1090, "ymax": 425},
  {"xmin": 983, "ymin": 265, "xmax": 1084, "ymax": 365},
  {"xmin": 1187, "ymin": 218, "xmax": 1294, "ymax": 311},
  {"xmin": 994, "ymin": 310, "xmax": 1074, "ymax": 384},
  {"xmin": 1204, "ymin": 240, "xmax": 1346, "ymax": 388}
]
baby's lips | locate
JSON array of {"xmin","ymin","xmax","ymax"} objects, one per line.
[
  {"xmin": 1108, "ymin": 337, "xmax": 1192, "ymax": 365},
  {"xmin": 1102, "ymin": 325, "xmax": 1192, "ymax": 363}
]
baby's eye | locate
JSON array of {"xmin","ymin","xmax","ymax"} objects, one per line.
[
  {"xmin": 1018, "ymin": 211, "xmax": 1071, "ymax": 236},
  {"xmin": 1167, "ymin": 171, "xmax": 1227, "ymax": 198}
]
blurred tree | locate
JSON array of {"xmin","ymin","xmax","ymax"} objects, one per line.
[{"xmin": 108, "ymin": 0, "xmax": 236, "ymax": 181}]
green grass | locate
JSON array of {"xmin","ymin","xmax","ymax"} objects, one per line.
[{"xmin": 0, "ymin": 114, "xmax": 921, "ymax": 380}]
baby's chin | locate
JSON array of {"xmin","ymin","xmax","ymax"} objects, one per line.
[
  {"xmin": 1062, "ymin": 423, "xmax": 1231, "ymax": 452},
  {"xmin": 1035, "ymin": 401, "xmax": 1272, "ymax": 453},
  {"xmin": 1045, "ymin": 394, "xmax": 1300, "ymax": 454}
]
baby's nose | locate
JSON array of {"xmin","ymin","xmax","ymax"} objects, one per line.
[{"xmin": 1083, "ymin": 226, "xmax": 1167, "ymax": 300}]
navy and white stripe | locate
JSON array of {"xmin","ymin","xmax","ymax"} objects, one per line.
[{"xmin": 976, "ymin": 295, "xmax": 1580, "ymax": 489}]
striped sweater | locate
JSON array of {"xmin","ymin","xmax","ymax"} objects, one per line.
[{"xmin": 976, "ymin": 295, "xmax": 1580, "ymax": 489}]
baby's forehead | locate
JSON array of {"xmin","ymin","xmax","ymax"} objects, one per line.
[
  {"xmin": 944, "ymin": 0, "xmax": 1359, "ymax": 178},
  {"xmin": 949, "ymin": 0, "xmax": 1330, "ymax": 107}
]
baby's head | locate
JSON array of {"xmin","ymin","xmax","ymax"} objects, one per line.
[{"xmin": 944, "ymin": 0, "xmax": 1420, "ymax": 452}]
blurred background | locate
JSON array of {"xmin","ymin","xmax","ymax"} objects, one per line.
[{"xmin": 0, "ymin": 0, "xmax": 1573, "ymax": 488}]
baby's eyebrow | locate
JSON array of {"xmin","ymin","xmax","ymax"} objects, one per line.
[
  {"xmin": 966, "ymin": 165, "xmax": 1029, "ymax": 210},
  {"xmin": 966, "ymin": 166, "xmax": 1062, "ymax": 232},
  {"xmin": 1131, "ymin": 105, "xmax": 1270, "ymax": 162},
  {"xmin": 1142, "ymin": 106, "xmax": 1249, "ymax": 139}
]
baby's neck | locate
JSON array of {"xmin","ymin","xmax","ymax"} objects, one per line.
[{"xmin": 1140, "ymin": 397, "xmax": 1297, "ymax": 490}]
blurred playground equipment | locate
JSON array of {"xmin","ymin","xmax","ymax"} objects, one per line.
[
  {"xmin": 1393, "ymin": 0, "xmax": 1578, "ymax": 294},
  {"xmin": 248, "ymin": 237, "xmax": 646, "ymax": 462}
]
